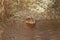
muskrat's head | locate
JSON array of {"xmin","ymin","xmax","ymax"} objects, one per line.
[
  {"xmin": 25, "ymin": 16, "xmax": 35, "ymax": 25},
  {"xmin": 25, "ymin": 16, "xmax": 35, "ymax": 29}
]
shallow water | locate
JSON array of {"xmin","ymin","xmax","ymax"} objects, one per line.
[{"xmin": 2, "ymin": 20, "xmax": 60, "ymax": 40}]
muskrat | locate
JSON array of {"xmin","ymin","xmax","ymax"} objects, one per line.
[{"xmin": 25, "ymin": 17, "xmax": 36, "ymax": 29}]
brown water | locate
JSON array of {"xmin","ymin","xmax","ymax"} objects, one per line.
[{"xmin": 2, "ymin": 20, "xmax": 60, "ymax": 40}]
